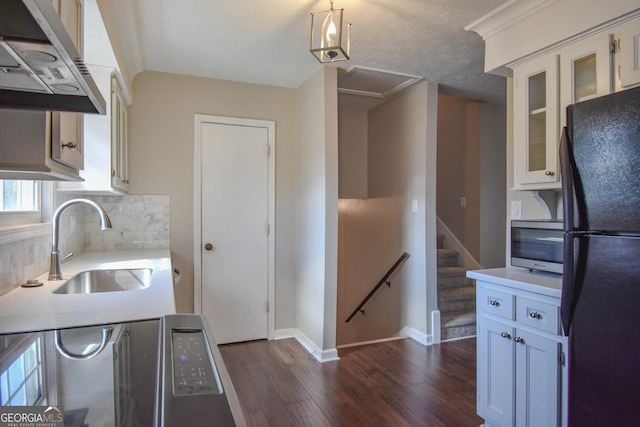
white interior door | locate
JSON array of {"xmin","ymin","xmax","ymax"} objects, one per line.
[{"xmin": 198, "ymin": 118, "xmax": 272, "ymax": 344}]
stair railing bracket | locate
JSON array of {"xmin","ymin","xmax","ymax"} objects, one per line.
[{"xmin": 345, "ymin": 252, "xmax": 410, "ymax": 323}]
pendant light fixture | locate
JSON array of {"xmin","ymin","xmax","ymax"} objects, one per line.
[{"xmin": 310, "ymin": 0, "xmax": 351, "ymax": 63}]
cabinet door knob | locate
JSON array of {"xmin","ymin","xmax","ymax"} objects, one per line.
[
  {"xmin": 61, "ymin": 141, "xmax": 77, "ymax": 150},
  {"xmin": 514, "ymin": 336, "xmax": 525, "ymax": 344},
  {"xmin": 489, "ymin": 299, "xmax": 500, "ymax": 307},
  {"xmin": 544, "ymin": 170, "xmax": 555, "ymax": 176},
  {"xmin": 204, "ymin": 243, "xmax": 213, "ymax": 251},
  {"xmin": 500, "ymin": 332, "xmax": 511, "ymax": 340},
  {"xmin": 529, "ymin": 312, "xmax": 543, "ymax": 320}
]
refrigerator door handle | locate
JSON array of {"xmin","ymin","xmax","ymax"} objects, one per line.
[
  {"xmin": 559, "ymin": 127, "xmax": 574, "ymax": 232},
  {"xmin": 559, "ymin": 127, "xmax": 575, "ymax": 336}
]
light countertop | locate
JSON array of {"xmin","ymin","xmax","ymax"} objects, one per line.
[
  {"xmin": 467, "ymin": 267, "xmax": 563, "ymax": 298},
  {"xmin": 0, "ymin": 250, "xmax": 176, "ymax": 334}
]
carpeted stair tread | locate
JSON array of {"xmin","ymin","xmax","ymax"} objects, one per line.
[
  {"xmin": 437, "ymin": 248, "xmax": 459, "ymax": 267},
  {"xmin": 436, "ymin": 231, "xmax": 476, "ymax": 340},
  {"xmin": 437, "ymin": 266, "xmax": 468, "ymax": 276},
  {"xmin": 438, "ymin": 266, "xmax": 473, "ymax": 289},
  {"xmin": 438, "ymin": 286, "xmax": 476, "ymax": 302},
  {"xmin": 441, "ymin": 310, "xmax": 476, "ymax": 328}
]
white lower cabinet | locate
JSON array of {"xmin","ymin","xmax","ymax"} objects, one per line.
[{"xmin": 476, "ymin": 279, "xmax": 566, "ymax": 427}]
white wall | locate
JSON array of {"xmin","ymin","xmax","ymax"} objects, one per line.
[
  {"xmin": 367, "ymin": 81, "xmax": 439, "ymax": 341},
  {"xmin": 128, "ymin": 71, "xmax": 298, "ymax": 329},
  {"xmin": 437, "ymin": 96, "xmax": 482, "ymax": 260},
  {"xmin": 338, "ymin": 106, "xmax": 368, "ymax": 198},
  {"xmin": 295, "ymin": 67, "xmax": 339, "ymax": 355},
  {"xmin": 480, "ymin": 103, "xmax": 507, "ymax": 268}
]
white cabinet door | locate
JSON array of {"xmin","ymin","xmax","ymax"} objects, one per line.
[
  {"xmin": 111, "ymin": 76, "xmax": 129, "ymax": 192},
  {"xmin": 50, "ymin": 0, "xmax": 84, "ymax": 171},
  {"xmin": 515, "ymin": 329, "xmax": 562, "ymax": 427},
  {"xmin": 616, "ymin": 18, "xmax": 640, "ymax": 89},
  {"xmin": 559, "ymin": 34, "xmax": 613, "ymax": 127},
  {"xmin": 513, "ymin": 55, "xmax": 560, "ymax": 189},
  {"xmin": 477, "ymin": 316, "xmax": 515, "ymax": 427}
]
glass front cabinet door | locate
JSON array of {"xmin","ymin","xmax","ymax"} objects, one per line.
[
  {"xmin": 513, "ymin": 55, "xmax": 560, "ymax": 189},
  {"xmin": 560, "ymin": 34, "xmax": 613, "ymax": 127}
]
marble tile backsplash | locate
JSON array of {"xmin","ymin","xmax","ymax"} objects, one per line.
[
  {"xmin": 0, "ymin": 193, "xmax": 170, "ymax": 296},
  {"xmin": 84, "ymin": 195, "xmax": 170, "ymax": 251},
  {"xmin": 0, "ymin": 234, "xmax": 51, "ymax": 296}
]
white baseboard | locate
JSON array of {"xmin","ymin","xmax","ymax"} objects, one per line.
[
  {"xmin": 275, "ymin": 326, "xmax": 436, "ymax": 359},
  {"xmin": 274, "ymin": 328, "xmax": 296, "ymax": 340},
  {"xmin": 398, "ymin": 326, "xmax": 433, "ymax": 346},
  {"xmin": 274, "ymin": 328, "xmax": 339, "ymax": 363},
  {"xmin": 336, "ymin": 335, "xmax": 408, "ymax": 350}
]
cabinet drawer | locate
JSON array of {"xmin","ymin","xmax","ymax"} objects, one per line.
[
  {"xmin": 478, "ymin": 287, "xmax": 515, "ymax": 320},
  {"xmin": 517, "ymin": 297, "xmax": 560, "ymax": 334}
]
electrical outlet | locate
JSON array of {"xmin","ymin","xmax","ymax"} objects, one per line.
[
  {"xmin": 511, "ymin": 201, "xmax": 522, "ymax": 219},
  {"xmin": 460, "ymin": 197, "xmax": 466, "ymax": 208}
]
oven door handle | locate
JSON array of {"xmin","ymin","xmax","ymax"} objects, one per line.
[{"xmin": 54, "ymin": 327, "xmax": 113, "ymax": 360}]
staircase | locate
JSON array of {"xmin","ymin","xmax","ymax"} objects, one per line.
[{"xmin": 437, "ymin": 233, "xmax": 476, "ymax": 341}]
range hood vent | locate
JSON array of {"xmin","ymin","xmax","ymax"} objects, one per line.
[{"xmin": 0, "ymin": 0, "xmax": 106, "ymax": 114}]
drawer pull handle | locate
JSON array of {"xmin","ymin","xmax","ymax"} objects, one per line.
[
  {"xmin": 514, "ymin": 336, "xmax": 525, "ymax": 344},
  {"xmin": 489, "ymin": 299, "xmax": 500, "ymax": 307},
  {"xmin": 500, "ymin": 332, "xmax": 511, "ymax": 340},
  {"xmin": 530, "ymin": 312, "xmax": 543, "ymax": 320}
]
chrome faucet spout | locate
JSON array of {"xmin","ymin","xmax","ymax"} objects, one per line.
[{"xmin": 49, "ymin": 198, "xmax": 112, "ymax": 280}]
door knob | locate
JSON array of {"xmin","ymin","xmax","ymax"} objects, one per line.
[{"xmin": 204, "ymin": 243, "xmax": 213, "ymax": 251}]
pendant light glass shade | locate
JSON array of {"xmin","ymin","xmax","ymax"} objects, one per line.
[{"xmin": 310, "ymin": 2, "xmax": 351, "ymax": 63}]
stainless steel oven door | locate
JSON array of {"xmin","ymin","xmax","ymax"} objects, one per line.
[{"xmin": 0, "ymin": 319, "xmax": 161, "ymax": 426}]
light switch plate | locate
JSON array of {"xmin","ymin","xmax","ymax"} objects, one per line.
[{"xmin": 511, "ymin": 201, "xmax": 522, "ymax": 219}]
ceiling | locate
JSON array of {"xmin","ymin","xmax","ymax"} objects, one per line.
[{"xmin": 100, "ymin": 0, "xmax": 509, "ymax": 108}]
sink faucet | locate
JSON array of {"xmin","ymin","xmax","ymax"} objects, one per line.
[{"xmin": 49, "ymin": 198, "xmax": 112, "ymax": 280}]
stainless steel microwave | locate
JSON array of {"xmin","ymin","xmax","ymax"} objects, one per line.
[{"xmin": 511, "ymin": 220, "xmax": 564, "ymax": 274}]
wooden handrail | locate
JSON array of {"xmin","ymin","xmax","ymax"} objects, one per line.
[{"xmin": 345, "ymin": 252, "xmax": 410, "ymax": 323}]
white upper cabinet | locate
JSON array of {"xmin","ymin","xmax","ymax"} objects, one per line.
[
  {"xmin": 513, "ymin": 56, "xmax": 560, "ymax": 189},
  {"xmin": 559, "ymin": 34, "xmax": 613, "ymax": 127},
  {"xmin": 51, "ymin": 0, "xmax": 85, "ymax": 172},
  {"xmin": 57, "ymin": 66, "xmax": 129, "ymax": 194},
  {"xmin": 466, "ymin": 1, "xmax": 640, "ymax": 191},
  {"xmin": 615, "ymin": 17, "xmax": 640, "ymax": 90},
  {"xmin": 110, "ymin": 74, "xmax": 129, "ymax": 193}
]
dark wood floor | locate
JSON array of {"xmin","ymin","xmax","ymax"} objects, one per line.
[{"xmin": 219, "ymin": 337, "xmax": 482, "ymax": 427}]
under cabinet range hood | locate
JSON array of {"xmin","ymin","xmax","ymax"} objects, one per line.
[{"xmin": 0, "ymin": 0, "xmax": 106, "ymax": 114}]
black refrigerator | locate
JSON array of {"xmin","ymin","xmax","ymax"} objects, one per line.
[{"xmin": 559, "ymin": 85, "xmax": 640, "ymax": 425}]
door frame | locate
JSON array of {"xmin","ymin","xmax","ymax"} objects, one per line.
[{"xmin": 193, "ymin": 114, "xmax": 276, "ymax": 341}]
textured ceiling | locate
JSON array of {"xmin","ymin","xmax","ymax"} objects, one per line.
[{"xmin": 117, "ymin": 0, "xmax": 508, "ymax": 106}]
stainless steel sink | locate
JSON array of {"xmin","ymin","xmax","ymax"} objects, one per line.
[{"xmin": 53, "ymin": 268, "xmax": 153, "ymax": 294}]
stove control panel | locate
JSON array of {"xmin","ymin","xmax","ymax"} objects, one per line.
[
  {"xmin": 161, "ymin": 314, "xmax": 236, "ymax": 427},
  {"xmin": 172, "ymin": 330, "xmax": 222, "ymax": 396}
]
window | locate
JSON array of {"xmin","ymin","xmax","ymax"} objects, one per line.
[
  {"xmin": 0, "ymin": 336, "xmax": 43, "ymax": 406},
  {"xmin": 0, "ymin": 180, "xmax": 43, "ymax": 227}
]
